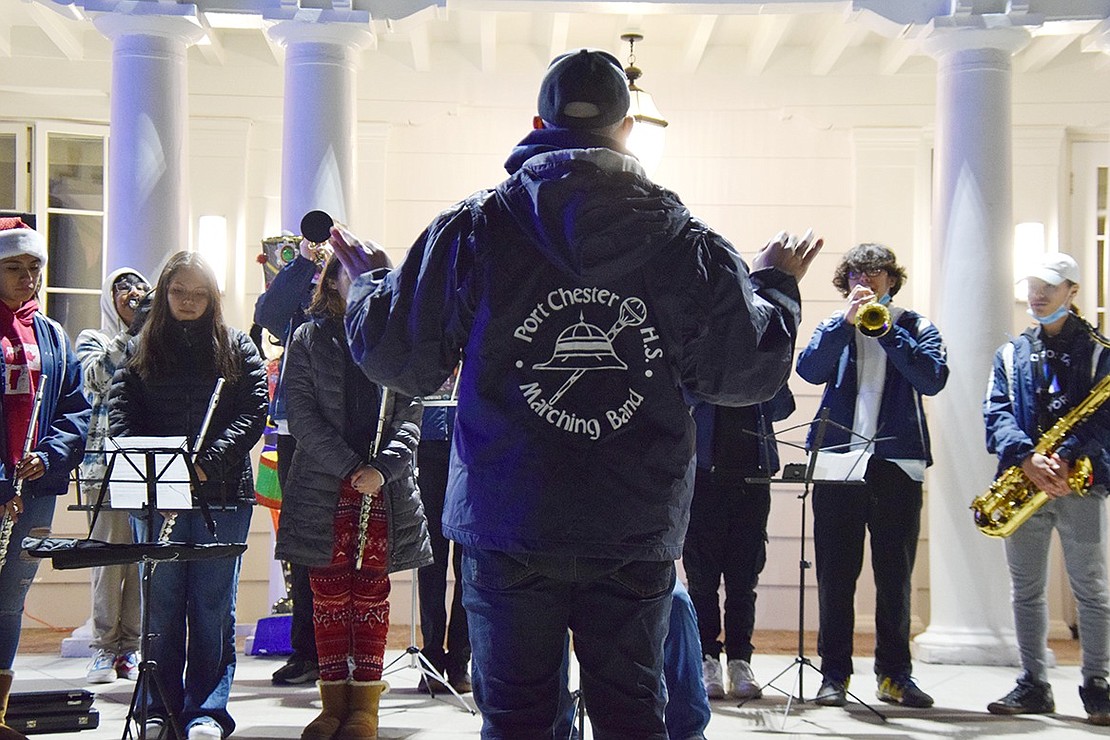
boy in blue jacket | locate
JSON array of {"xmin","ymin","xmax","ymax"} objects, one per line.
[
  {"xmin": 983, "ymin": 252, "xmax": 1110, "ymax": 725},
  {"xmin": 796, "ymin": 243, "xmax": 947, "ymax": 710}
]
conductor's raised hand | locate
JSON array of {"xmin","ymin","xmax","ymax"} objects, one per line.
[
  {"xmin": 752, "ymin": 228, "xmax": 823, "ymax": 282},
  {"xmin": 329, "ymin": 226, "xmax": 392, "ymax": 284}
]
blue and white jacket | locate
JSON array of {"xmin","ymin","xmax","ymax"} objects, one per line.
[
  {"xmin": 253, "ymin": 255, "xmax": 316, "ymax": 430},
  {"xmin": 345, "ymin": 128, "xmax": 802, "ymax": 561},
  {"xmin": 0, "ymin": 313, "xmax": 91, "ymax": 505},
  {"xmin": 796, "ymin": 308, "xmax": 947, "ymax": 464},
  {"xmin": 984, "ymin": 316, "xmax": 1110, "ymax": 487},
  {"xmin": 691, "ymin": 384, "xmax": 795, "ymax": 476}
]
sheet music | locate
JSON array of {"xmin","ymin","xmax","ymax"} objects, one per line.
[
  {"xmin": 106, "ymin": 436, "xmax": 192, "ymax": 510},
  {"xmin": 812, "ymin": 449, "xmax": 870, "ymax": 482}
]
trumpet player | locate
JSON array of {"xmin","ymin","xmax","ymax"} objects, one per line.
[
  {"xmin": 983, "ymin": 252, "xmax": 1110, "ymax": 725},
  {"xmin": 796, "ymin": 243, "xmax": 948, "ymax": 709}
]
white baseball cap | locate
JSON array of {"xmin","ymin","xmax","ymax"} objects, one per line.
[{"xmin": 1025, "ymin": 253, "xmax": 1080, "ymax": 286}]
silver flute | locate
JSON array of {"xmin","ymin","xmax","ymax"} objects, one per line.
[
  {"xmin": 0, "ymin": 375, "xmax": 48, "ymax": 572},
  {"xmin": 158, "ymin": 378, "xmax": 226, "ymax": 544},
  {"xmin": 355, "ymin": 388, "xmax": 391, "ymax": 570}
]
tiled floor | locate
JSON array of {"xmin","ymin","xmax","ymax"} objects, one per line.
[{"xmin": 8, "ymin": 650, "xmax": 1110, "ymax": 738}]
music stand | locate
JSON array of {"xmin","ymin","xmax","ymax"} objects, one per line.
[
  {"xmin": 381, "ymin": 399, "xmax": 474, "ymax": 715},
  {"xmin": 31, "ymin": 444, "xmax": 246, "ymax": 740},
  {"xmin": 740, "ymin": 409, "xmax": 887, "ymax": 727}
]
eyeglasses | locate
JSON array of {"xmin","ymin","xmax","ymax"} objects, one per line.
[
  {"xmin": 113, "ymin": 276, "xmax": 151, "ymax": 294},
  {"xmin": 847, "ymin": 267, "xmax": 887, "ymax": 281}
]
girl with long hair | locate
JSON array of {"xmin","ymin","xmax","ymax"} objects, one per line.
[
  {"xmin": 110, "ymin": 251, "xmax": 267, "ymax": 740},
  {"xmin": 276, "ymin": 253, "xmax": 431, "ymax": 740}
]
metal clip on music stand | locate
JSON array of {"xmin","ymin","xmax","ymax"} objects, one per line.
[{"xmin": 742, "ymin": 408, "xmax": 887, "ymax": 728}]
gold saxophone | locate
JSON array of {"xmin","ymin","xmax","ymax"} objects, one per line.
[{"xmin": 972, "ymin": 330, "xmax": 1110, "ymax": 537}]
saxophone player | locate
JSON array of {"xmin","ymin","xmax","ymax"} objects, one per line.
[
  {"xmin": 796, "ymin": 243, "xmax": 948, "ymax": 709},
  {"xmin": 983, "ymin": 252, "xmax": 1110, "ymax": 725}
]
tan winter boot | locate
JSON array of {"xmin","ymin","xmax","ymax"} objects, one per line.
[
  {"xmin": 334, "ymin": 680, "xmax": 387, "ymax": 740},
  {"xmin": 301, "ymin": 680, "xmax": 349, "ymax": 740},
  {"xmin": 0, "ymin": 670, "xmax": 29, "ymax": 740}
]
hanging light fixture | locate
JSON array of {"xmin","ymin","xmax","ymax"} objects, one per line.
[{"xmin": 621, "ymin": 32, "xmax": 668, "ymax": 175}]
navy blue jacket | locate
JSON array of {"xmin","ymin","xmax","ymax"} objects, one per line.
[
  {"xmin": 346, "ymin": 129, "xmax": 802, "ymax": 560},
  {"xmin": 691, "ymin": 384, "xmax": 795, "ymax": 476},
  {"xmin": 796, "ymin": 308, "xmax": 947, "ymax": 464},
  {"xmin": 984, "ymin": 317, "xmax": 1110, "ymax": 486},
  {"xmin": 253, "ymin": 255, "xmax": 316, "ymax": 426},
  {"xmin": 0, "ymin": 314, "xmax": 90, "ymax": 505}
]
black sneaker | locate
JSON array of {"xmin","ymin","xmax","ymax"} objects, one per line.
[
  {"xmin": 876, "ymin": 674, "xmax": 934, "ymax": 708},
  {"xmin": 1080, "ymin": 676, "xmax": 1110, "ymax": 726},
  {"xmin": 987, "ymin": 678, "xmax": 1055, "ymax": 715},
  {"xmin": 815, "ymin": 676, "xmax": 849, "ymax": 707},
  {"xmin": 270, "ymin": 658, "xmax": 319, "ymax": 686},
  {"xmin": 417, "ymin": 673, "xmax": 447, "ymax": 694}
]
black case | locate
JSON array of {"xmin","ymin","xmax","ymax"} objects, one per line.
[{"xmin": 7, "ymin": 690, "xmax": 98, "ymax": 735}]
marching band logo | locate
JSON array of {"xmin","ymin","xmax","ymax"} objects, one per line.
[{"xmin": 513, "ymin": 287, "xmax": 663, "ymax": 440}]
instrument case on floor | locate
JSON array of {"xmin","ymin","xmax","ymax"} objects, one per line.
[{"xmin": 7, "ymin": 690, "xmax": 98, "ymax": 734}]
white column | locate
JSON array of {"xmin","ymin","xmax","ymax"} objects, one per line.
[
  {"xmin": 914, "ymin": 27, "xmax": 1029, "ymax": 666},
  {"xmin": 93, "ymin": 14, "xmax": 204, "ymax": 279},
  {"xmin": 268, "ymin": 22, "xmax": 374, "ymax": 234}
]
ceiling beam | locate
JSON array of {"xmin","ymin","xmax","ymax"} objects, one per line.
[
  {"xmin": 1016, "ymin": 34, "xmax": 1073, "ymax": 73},
  {"xmin": 681, "ymin": 14, "xmax": 718, "ymax": 74},
  {"xmin": 25, "ymin": 1, "xmax": 84, "ymax": 61},
  {"xmin": 878, "ymin": 36, "xmax": 914, "ymax": 75},
  {"xmin": 480, "ymin": 11, "xmax": 497, "ymax": 73},
  {"xmin": 0, "ymin": 16, "xmax": 10, "ymax": 58},
  {"xmin": 410, "ymin": 21, "xmax": 430, "ymax": 71},
  {"xmin": 195, "ymin": 14, "xmax": 227, "ymax": 66},
  {"xmin": 747, "ymin": 14, "xmax": 792, "ymax": 75},
  {"xmin": 811, "ymin": 18, "xmax": 865, "ymax": 75},
  {"xmin": 548, "ymin": 13, "xmax": 569, "ymax": 60}
]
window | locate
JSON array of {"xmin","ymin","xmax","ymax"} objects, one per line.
[{"xmin": 40, "ymin": 129, "xmax": 106, "ymax": 339}]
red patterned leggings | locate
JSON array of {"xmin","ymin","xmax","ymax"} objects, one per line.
[{"xmin": 309, "ymin": 479, "xmax": 390, "ymax": 682}]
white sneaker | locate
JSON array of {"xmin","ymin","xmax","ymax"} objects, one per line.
[
  {"xmin": 702, "ymin": 656, "xmax": 725, "ymax": 700},
  {"xmin": 86, "ymin": 649, "xmax": 117, "ymax": 684},
  {"xmin": 116, "ymin": 651, "xmax": 141, "ymax": 681},
  {"xmin": 728, "ymin": 658, "xmax": 762, "ymax": 699},
  {"xmin": 186, "ymin": 719, "xmax": 223, "ymax": 740}
]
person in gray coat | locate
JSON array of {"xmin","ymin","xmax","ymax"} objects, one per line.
[{"xmin": 275, "ymin": 252, "xmax": 432, "ymax": 740}]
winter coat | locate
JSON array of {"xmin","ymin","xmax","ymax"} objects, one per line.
[
  {"xmin": 691, "ymin": 384, "xmax": 795, "ymax": 476},
  {"xmin": 108, "ymin": 320, "xmax": 268, "ymax": 506},
  {"xmin": 275, "ymin": 316, "xmax": 432, "ymax": 572},
  {"xmin": 0, "ymin": 312, "xmax": 90, "ymax": 505},
  {"xmin": 984, "ymin": 315, "xmax": 1110, "ymax": 487},
  {"xmin": 344, "ymin": 128, "xmax": 802, "ymax": 561},
  {"xmin": 796, "ymin": 308, "xmax": 947, "ymax": 464}
]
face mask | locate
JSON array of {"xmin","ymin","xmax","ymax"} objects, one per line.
[
  {"xmin": 1029, "ymin": 304, "xmax": 1069, "ymax": 325},
  {"xmin": 878, "ymin": 294, "xmax": 891, "ymax": 306}
]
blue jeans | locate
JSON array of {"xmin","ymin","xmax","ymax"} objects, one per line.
[
  {"xmin": 133, "ymin": 505, "xmax": 252, "ymax": 737},
  {"xmin": 0, "ymin": 494, "xmax": 56, "ymax": 669},
  {"xmin": 462, "ymin": 547, "xmax": 674, "ymax": 739},
  {"xmin": 555, "ymin": 580, "xmax": 711, "ymax": 740}
]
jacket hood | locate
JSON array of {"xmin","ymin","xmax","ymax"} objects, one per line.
[
  {"xmin": 497, "ymin": 128, "xmax": 691, "ymax": 282},
  {"xmin": 100, "ymin": 267, "xmax": 149, "ymax": 336}
]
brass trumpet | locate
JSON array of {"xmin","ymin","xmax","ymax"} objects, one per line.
[{"xmin": 856, "ymin": 301, "xmax": 892, "ymax": 338}]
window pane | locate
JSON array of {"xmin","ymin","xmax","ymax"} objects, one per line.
[
  {"xmin": 48, "ymin": 135, "xmax": 104, "ymax": 211},
  {"xmin": 0, "ymin": 136, "xmax": 15, "ymax": 212},
  {"xmin": 48, "ymin": 213, "xmax": 102, "ymax": 289},
  {"xmin": 44, "ymin": 293, "xmax": 99, "ymax": 341}
]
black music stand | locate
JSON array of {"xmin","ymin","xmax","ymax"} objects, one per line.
[
  {"xmin": 34, "ymin": 444, "xmax": 245, "ymax": 740},
  {"xmin": 740, "ymin": 409, "xmax": 887, "ymax": 727},
  {"xmin": 381, "ymin": 399, "xmax": 474, "ymax": 715}
]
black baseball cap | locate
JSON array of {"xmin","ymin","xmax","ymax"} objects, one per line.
[{"xmin": 537, "ymin": 49, "xmax": 630, "ymax": 130}]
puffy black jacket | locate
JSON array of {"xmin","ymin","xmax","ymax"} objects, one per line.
[
  {"xmin": 275, "ymin": 316, "xmax": 432, "ymax": 572},
  {"xmin": 108, "ymin": 320, "xmax": 268, "ymax": 506}
]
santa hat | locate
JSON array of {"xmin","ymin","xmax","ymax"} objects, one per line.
[{"xmin": 0, "ymin": 218, "xmax": 47, "ymax": 266}]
